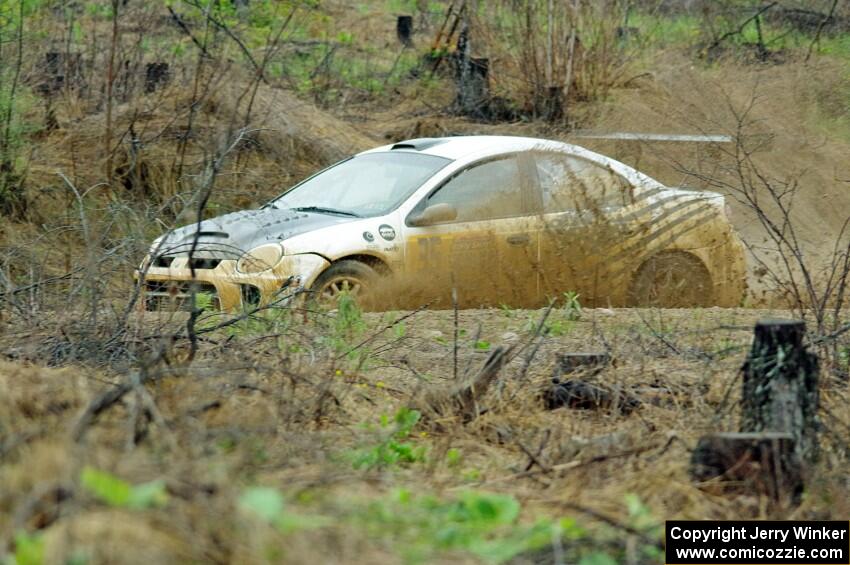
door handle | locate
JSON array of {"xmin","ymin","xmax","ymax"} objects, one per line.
[{"xmin": 506, "ymin": 234, "xmax": 531, "ymax": 246}]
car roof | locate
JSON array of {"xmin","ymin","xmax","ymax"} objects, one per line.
[
  {"xmin": 358, "ymin": 135, "xmax": 666, "ymax": 191},
  {"xmin": 359, "ymin": 135, "xmax": 576, "ymax": 161}
]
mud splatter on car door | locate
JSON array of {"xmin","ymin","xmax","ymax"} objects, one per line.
[
  {"xmin": 532, "ymin": 151, "xmax": 638, "ymax": 306},
  {"xmin": 402, "ymin": 154, "xmax": 539, "ymax": 308}
]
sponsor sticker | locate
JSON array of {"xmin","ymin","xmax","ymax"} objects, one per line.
[
  {"xmin": 378, "ymin": 224, "xmax": 396, "ymax": 241},
  {"xmin": 363, "ymin": 231, "xmax": 375, "ymax": 242}
]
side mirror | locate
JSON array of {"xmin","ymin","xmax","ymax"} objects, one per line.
[{"xmin": 408, "ymin": 203, "xmax": 458, "ymax": 226}]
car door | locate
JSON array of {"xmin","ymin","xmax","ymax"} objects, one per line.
[
  {"xmin": 402, "ymin": 153, "xmax": 540, "ymax": 308},
  {"xmin": 533, "ymin": 151, "xmax": 638, "ymax": 306}
]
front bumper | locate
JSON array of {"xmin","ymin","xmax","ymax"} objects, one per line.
[{"xmin": 136, "ymin": 253, "xmax": 330, "ymax": 311}]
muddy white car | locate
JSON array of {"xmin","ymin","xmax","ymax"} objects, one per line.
[{"xmin": 139, "ymin": 135, "xmax": 747, "ymax": 310}]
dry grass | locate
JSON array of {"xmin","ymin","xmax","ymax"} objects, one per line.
[
  {"xmin": 2, "ymin": 3, "xmax": 849, "ymax": 563},
  {"xmin": 1, "ymin": 305, "xmax": 848, "ymax": 563}
]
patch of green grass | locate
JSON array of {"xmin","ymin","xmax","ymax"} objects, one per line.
[
  {"xmin": 11, "ymin": 531, "xmax": 44, "ymax": 565},
  {"xmin": 80, "ymin": 466, "xmax": 169, "ymax": 510},
  {"xmin": 356, "ymin": 489, "xmax": 574, "ymax": 563},
  {"xmin": 239, "ymin": 487, "xmax": 330, "ymax": 533},
  {"xmin": 816, "ymin": 33, "xmax": 850, "ymax": 60},
  {"xmin": 628, "ymin": 13, "xmax": 702, "ymax": 49},
  {"xmin": 238, "ymin": 485, "xmax": 591, "ymax": 563},
  {"xmin": 563, "ymin": 291, "xmax": 583, "ymax": 321},
  {"xmin": 524, "ymin": 310, "xmax": 575, "ymax": 337},
  {"xmin": 350, "ymin": 407, "xmax": 427, "ymax": 470},
  {"xmin": 628, "ymin": 10, "xmax": 850, "ymax": 64}
]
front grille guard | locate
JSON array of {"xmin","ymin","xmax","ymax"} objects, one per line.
[
  {"xmin": 140, "ymin": 275, "xmax": 301, "ymax": 312},
  {"xmin": 151, "ymin": 256, "xmax": 223, "ymax": 270},
  {"xmin": 144, "ymin": 281, "xmax": 220, "ymax": 312}
]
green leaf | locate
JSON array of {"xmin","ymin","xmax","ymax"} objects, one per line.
[
  {"xmin": 455, "ymin": 491, "xmax": 520, "ymax": 525},
  {"xmin": 127, "ymin": 480, "xmax": 168, "ymax": 509},
  {"xmin": 14, "ymin": 531, "xmax": 44, "ymax": 565},
  {"xmin": 239, "ymin": 487, "xmax": 284, "ymax": 523},
  {"xmin": 81, "ymin": 467, "xmax": 132, "ymax": 507},
  {"xmin": 474, "ymin": 340, "xmax": 491, "ymax": 351},
  {"xmin": 579, "ymin": 552, "xmax": 619, "ymax": 565},
  {"xmin": 558, "ymin": 516, "xmax": 586, "ymax": 539},
  {"xmin": 80, "ymin": 467, "xmax": 168, "ymax": 509},
  {"xmin": 393, "ymin": 407, "xmax": 420, "ymax": 432}
]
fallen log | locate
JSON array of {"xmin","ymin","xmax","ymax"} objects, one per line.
[
  {"xmin": 414, "ymin": 345, "xmax": 512, "ymax": 426},
  {"xmin": 543, "ymin": 379, "xmax": 640, "ymax": 414},
  {"xmin": 543, "ymin": 351, "xmax": 637, "ymax": 413}
]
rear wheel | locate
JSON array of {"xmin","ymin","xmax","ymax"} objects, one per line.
[
  {"xmin": 628, "ymin": 251, "xmax": 713, "ymax": 307},
  {"xmin": 310, "ymin": 260, "xmax": 377, "ymax": 307}
]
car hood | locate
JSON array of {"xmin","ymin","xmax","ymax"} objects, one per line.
[{"xmin": 153, "ymin": 207, "xmax": 354, "ymax": 259}]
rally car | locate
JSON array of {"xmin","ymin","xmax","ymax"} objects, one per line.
[{"xmin": 138, "ymin": 136, "xmax": 747, "ymax": 310}]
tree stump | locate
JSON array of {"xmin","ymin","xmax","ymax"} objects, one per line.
[
  {"xmin": 542, "ymin": 85, "xmax": 563, "ymax": 121},
  {"xmin": 544, "ymin": 352, "xmax": 637, "ymax": 413},
  {"xmin": 145, "ymin": 62, "xmax": 171, "ymax": 94},
  {"xmin": 41, "ymin": 51, "xmax": 83, "ymax": 94},
  {"xmin": 689, "ymin": 319, "xmax": 819, "ymax": 505},
  {"xmin": 553, "ymin": 352, "xmax": 610, "ymax": 377},
  {"xmin": 453, "ymin": 22, "xmax": 490, "ymax": 119},
  {"xmin": 741, "ymin": 319, "xmax": 819, "ymax": 465},
  {"xmin": 690, "ymin": 432, "xmax": 802, "ymax": 503},
  {"xmin": 396, "ymin": 15, "xmax": 413, "ymax": 47}
]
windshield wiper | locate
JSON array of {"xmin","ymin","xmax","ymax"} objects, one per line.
[{"xmin": 291, "ymin": 206, "xmax": 360, "ymax": 218}]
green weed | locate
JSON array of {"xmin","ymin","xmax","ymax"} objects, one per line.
[
  {"xmin": 357, "ymin": 489, "xmax": 585, "ymax": 564},
  {"xmin": 524, "ymin": 313, "xmax": 574, "ymax": 337},
  {"xmin": 563, "ymin": 291, "xmax": 583, "ymax": 321},
  {"xmin": 351, "ymin": 407, "xmax": 426, "ymax": 470},
  {"xmin": 11, "ymin": 531, "xmax": 44, "ymax": 565},
  {"xmin": 80, "ymin": 466, "xmax": 168, "ymax": 510},
  {"xmin": 238, "ymin": 487, "xmax": 329, "ymax": 533}
]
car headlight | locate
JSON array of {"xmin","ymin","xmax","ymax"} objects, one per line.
[
  {"xmin": 148, "ymin": 235, "xmax": 164, "ymax": 255},
  {"xmin": 236, "ymin": 244, "xmax": 284, "ymax": 274}
]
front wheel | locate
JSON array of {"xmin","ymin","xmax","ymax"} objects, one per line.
[
  {"xmin": 310, "ymin": 260, "xmax": 378, "ymax": 307},
  {"xmin": 628, "ymin": 251, "xmax": 713, "ymax": 308}
]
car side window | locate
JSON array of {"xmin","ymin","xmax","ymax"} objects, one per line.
[
  {"xmin": 425, "ymin": 156, "xmax": 525, "ymax": 222},
  {"xmin": 534, "ymin": 152, "xmax": 632, "ymax": 214}
]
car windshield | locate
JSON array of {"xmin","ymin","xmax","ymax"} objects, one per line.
[{"xmin": 270, "ymin": 152, "xmax": 451, "ymax": 218}]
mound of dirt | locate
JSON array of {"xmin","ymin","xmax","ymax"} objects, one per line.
[
  {"xmin": 224, "ymin": 83, "xmax": 378, "ymax": 166},
  {"xmin": 21, "ymin": 76, "xmax": 379, "ymax": 227},
  {"xmin": 566, "ymin": 56, "xmax": 850, "ymax": 305}
]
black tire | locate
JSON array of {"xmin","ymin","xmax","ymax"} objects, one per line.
[
  {"xmin": 310, "ymin": 260, "xmax": 378, "ymax": 307},
  {"xmin": 628, "ymin": 251, "xmax": 714, "ymax": 308}
]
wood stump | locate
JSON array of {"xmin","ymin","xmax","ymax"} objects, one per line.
[
  {"xmin": 543, "ymin": 352, "xmax": 638, "ymax": 413},
  {"xmin": 741, "ymin": 319, "xmax": 819, "ymax": 464},
  {"xmin": 690, "ymin": 319, "xmax": 819, "ymax": 504},
  {"xmin": 542, "ymin": 85, "xmax": 563, "ymax": 121},
  {"xmin": 40, "ymin": 51, "xmax": 83, "ymax": 95},
  {"xmin": 453, "ymin": 22, "xmax": 490, "ymax": 119},
  {"xmin": 145, "ymin": 62, "xmax": 170, "ymax": 94},
  {"xmin": 690, "ymin": 432, "xmax": 802, "ymax": 503},
  {"xmin": 396, "ymin": 15, "xmax": 413, "ymax": 47},
  {"xmin": 553, "ymin": 352, "xmax": 610, "ymax": 377}
]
